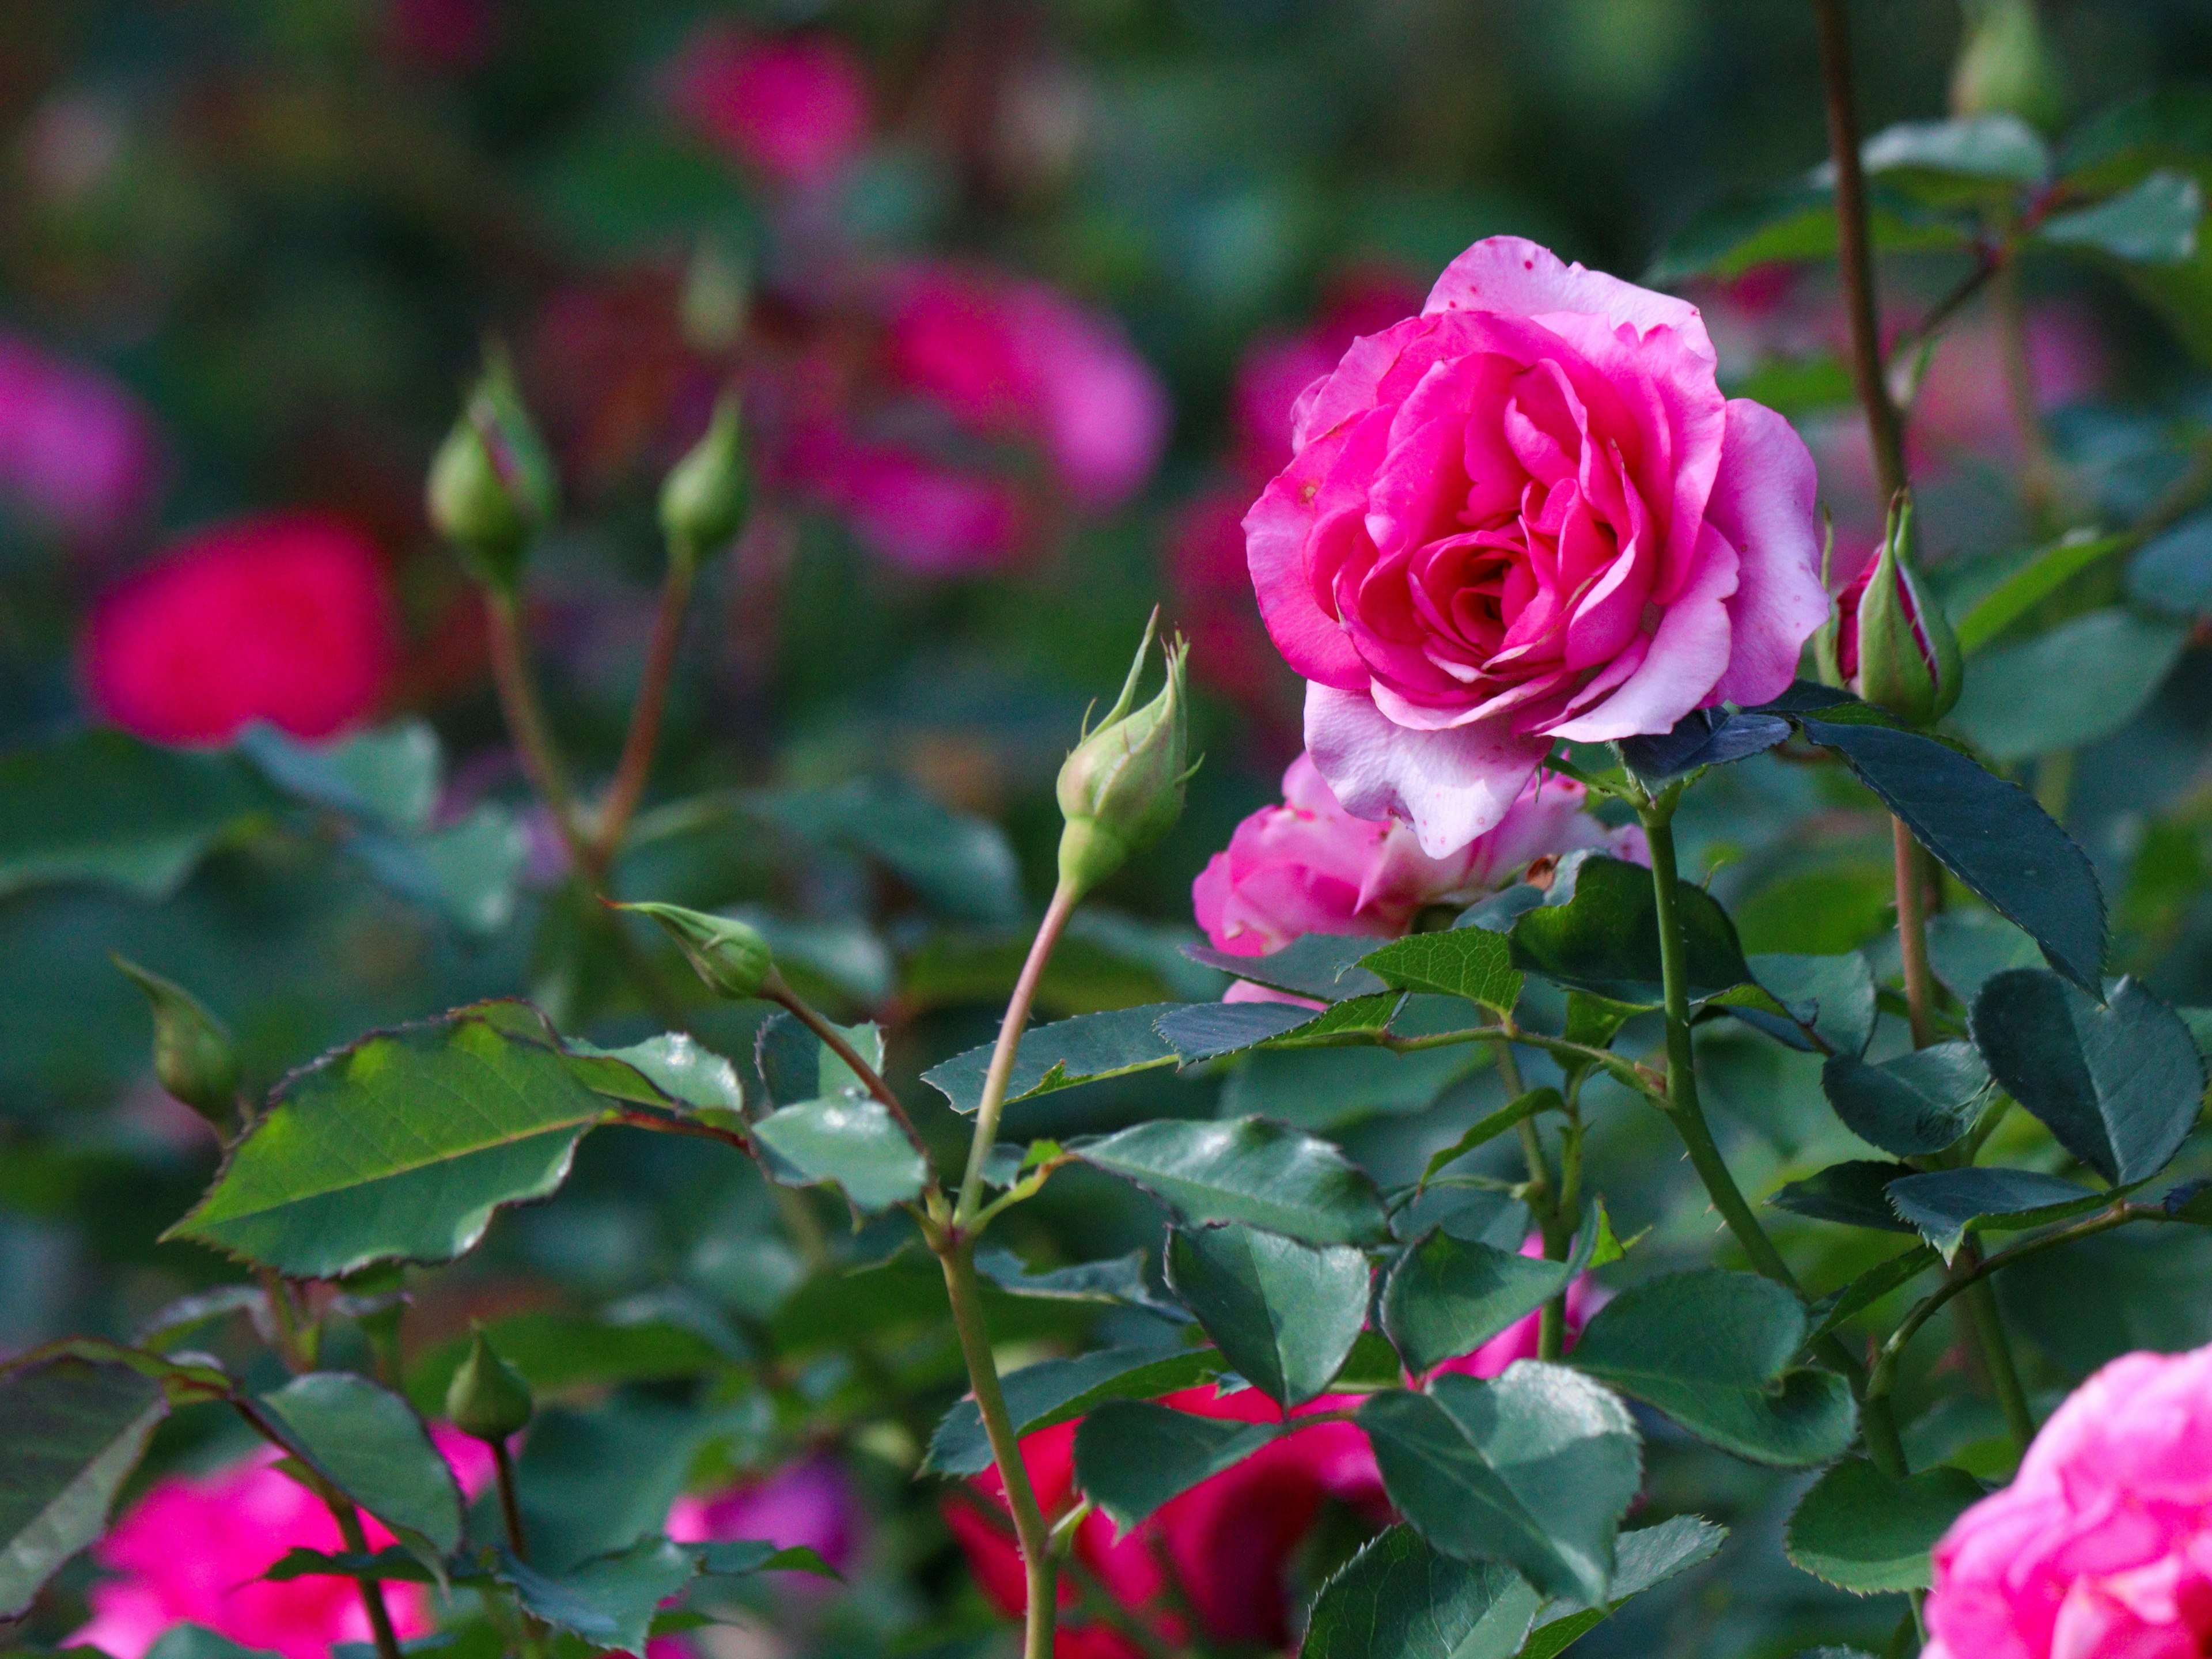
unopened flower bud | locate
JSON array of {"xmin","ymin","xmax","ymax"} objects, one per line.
[
  {"xmin": 427, "ymin": 349, "xmax": 559, "ymax": 591},
  {"xmin": 658, "ymin": 392, "xmax": 750, "ymax": 569},
  {"xmin": 113, "ymin": 955, "xmax": 238, "ymax": 1129},
  {"xmin": 1845, "ymin": 491, "xmax": 1964, "ymax": 727},
  {"xmin": 445, "ymin": 1324, "xmax": 533, "ymax": 1442},
  {"xmin": 1056, "ymin": 609, "xmax": 1195, "ymax": 897},
  {"xmin": 1952, "ymin": 0, "xmax": 2063, "ymax": 127},
  {"xmin": 679, "ymin": 241, "xmax": 751, "ymax": 354},
  {"xmin": 615, "ymin": 900, "xmax": 775, "ymax": 1001}
]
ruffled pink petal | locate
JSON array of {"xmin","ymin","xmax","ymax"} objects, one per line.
[
  {"xmin": 1544, "ymin": 521, "xmax": 1740, "ymax": 743},
  {"xmin": 1424, "ymin": 236, "xmax": 1712, "ymax": 355},
  {"xmin": 1705, "ymin": 399, "xmax": 1847, "ymax": 707},
  {"xmin": 1243, "ymin": 412, "xmax": 1387, "ymax": 691},
  {"xmin": 1305, "ymin": 683, "xmax": 1552, "ymax": 858}
]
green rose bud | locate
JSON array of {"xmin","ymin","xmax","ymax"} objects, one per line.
[
  {"xmin": 426, "ymin": 349, "xmax": 559, "ymax": 591},
  {"xmin": 658, "ymin": 392, "xmax": 751, "ymax": 570},
  {"xmin": 444, "ymin": 1324, "xmax": 533, "ymax": 1442},
  {"xmin": 615, "ymin": 900, "xmax": 775, "ymax": 1001},
  {"xmin": 1055, "ymin": 609, "xmax": 1196, "ymax": 898},
  {"xmin": 1851, "ymin": 490, "xmax": 1964, "ymax": 728},
  {"xmin": 113, "ymin": 955, "xmax": 239, "ymax": 1130},
  {"xmin": 1952, "ymin": 0, "xmax": 2063, "ymax": 127}
]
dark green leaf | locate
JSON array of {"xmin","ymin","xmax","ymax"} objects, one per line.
[
  {"xmin": 510, "ymin": 1400, "xmax": 715, "ymax": 1571},
  {"xmin": 1300, "ymin": 1525, "xmax": 1541, "ymax": 1659},
  {"xmin": 2130, "ymin": 512, "xmax": 2212, "ymax": 618},
  {"xmin": 1972, "ymin": 970, "xmax": 2206, "ymax": 1185},
  {"xmin": 143, "ymin": 1628, "xmax": 285, "ymax": 1659},
  {"xmin": 752, "ymin": 1097, "xmax": 928, "ymax": 1210},
  {"xmin": 1615, "ymin": 709, "xmax": 1792, "ymax": 786},
  {"xmin": 1181, "ymin": 934, "xmax": 1391, "ymax": 1003},
  {"xmin": 1509, "ymin": 855, "xmax": 1752, "ymax": 1006},
  {"xmin": 1220, "ymin": 1043, "xmax": 1476, "ymax": 1133},
  {"xmin": 2039, "ymin": 170, "xmax": 2202, "ymax": 262},
  {"xmin": 0, "ymin": 1358, "xmax": 168, "ymax": 1618},
  {"xmin": 404, "ymin": 1309, "xmax": 732, "ymax": 1415},
  {"xmin": 1949, "ymin": 530, "xmax": 2130, "ymax": 653},
  {"xmin": 1858, "ymin": 114, "xmax": 2050, "ymax": 194},
  {"xmin": 1885, "ymin": 1167, "xmax": 2104, "ymax": 1261},
  {"xmin": 1071, "ymin": 1401, "xmax": 1278, "ymax": 1529},
  {"xmin": 1821, "ymin": 1043, "xmax": 1990, "ymax": 1156},
  {"xmin": 1770, "ymin": 1161, "xmax": 1921, "ymax": 1232},
  {"xmin": 1746, "ymin": 953, "xmax": 1877, "ymax": 1056},
  {"xmin": 1071, "ymin": 1117, "xmax": 1389, "ymax": 1245},
  {"xmin": 262, "ymin": 1547, "xmax": 432, "ymax": 1584},
  {"xmin": 1164, "ymin": 1224, "xmax": 1369, "ymax": 1406},
  {"xmin": 1948, "ymin": 609, "xmax": 2188, "ymax": 763},
  {"xmin": 1360, "ymin": 1366, "xmax": 1642, "ymax": 1606},
  {"xmin": 495, "ymin": 1537, "xmax": 699, "ymax": 1654},
  {"xmin": 921, "ymin": 1005, "xmax": 1182, "ymax": 1114},
  {"xmin": 1571, "ymin": 1271, "xmax": 1857, "ymax": 1466},
  {"xmin": 1645, "ymin": 182, "xmax": 1971, "ymax": 283},
  {"xmin": 256, "ymin": 1373, "xmax": 461, "ymax": 1557},
  {"xmin": 1517, "ymin": 1516, "xmax": 1729, "ymax": 1659},
  {"xmin": 923, "ymin": 1344, "xmax": 1223, "ymax": 1477},
  {"xmin": 1796, "ymin": 715, "xmax": 2105, "ymax": 993},
  {"xmin": 972, "ymin": 1248, "xmax": 1187, "ymax": 1321},
  {"xmin": 237, "ymin": 721, "xmax": 441, "ymax": 832},
  {"xmin": 1382, "ymin": 1230, "xmax": 1569, "ymax": 1376},
  {"xmin": 1362, "ymin": 929, "xmax": 1522, "ymax": 1014},
  {"xmin": 1805, "ymin": 1247, "xmax": 1941, "ymax": 1346},
  {"xmin": 1785, "ymin": 1457, "xmax": 1984, "ymax": 1593},
  {"xmin": 1414, "ymin": 1089, "xmax": 1562, "ymax": 1195},
  {"xmin": 691, "ymin": 1539, "xmax": 840, "ymax": 1580},
  {"xmin": 1154, "ymin": 999, "xmax": 1317, "ymax": 1062},
  {"xmin": 164, "ymin": 1002, "xmax": 611, "ymax": 1277},
  {"xmin": 744, "ymin": 778, "xmax": 1021, "ymax": 924}
]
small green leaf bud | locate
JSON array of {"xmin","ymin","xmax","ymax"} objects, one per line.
[
  {"xmin": 1851, "ymin": 490, "xmax": 1964, "ymax": 727},
  {"xmin": 615, "ymin": 900, "xmax": 775, "ymax": 1001},
  {"xmin": 444, "ymin": 1324, "xmax": 533, "ymax": 1442},
  {"xmin": 1055, "ymin": 609, "xmax": 1196, "ymax": 898},
  {"xmin": 658, "ymin": 392, "xmax": 751, "ymax": 570},
  {"xmin": 426, "ymin": 349, "xmax": 559, "ymax": 591},
  {"xmin": 679, "ymin": 241, "xmax": 751, "ymax": 353},
  {"xmin": 113, "ymin": 955, "xmax": 238, "ymax": 1128}
]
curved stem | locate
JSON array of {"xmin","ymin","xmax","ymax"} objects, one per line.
[
  {"xmin": 763, "ymin": 974, "xmax": 936, "ymax": 1171},
  {"xmin": 589, "ymin": 558, "xmax": 696, "ymax": 881},
  {"xmin": 956, "ymin": 881, "xmax": 1078, "ymax": 1226},
  {"xmin": 1957, "ymin": 1264, "xmax": 2037, "ymax": 1452},
  {"xmin": 485, "ymin": 588, "xmax": 592, "ymax": 876}
]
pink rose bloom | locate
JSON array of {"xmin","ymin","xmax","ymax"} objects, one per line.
[
  {"xmin": 882, "ymin": 264, "xmax": 1169, "ymax": 509},
  {"xmin": 665, "ymin": 1454, "xmax": 861, "ymax": 1578},
  {"xmin": 1194, "ymin": 752, "xmax": 1645, "ymax": 961},
  {"xmin": 791, "ymin": 426, "xmax": 1031, "ymax": 575},
  {"xmin": 72, "ymin": 1425, "xmax": 489, "ymax": 1659},
  {"xmin": 1166, "ymin": 485, "xmax": 1301, "ymax": 716},
  {"xmin": 0, "ymin": 330, "xmax": 162, "ymax": 540},
  {"xmin": 1924, "ymin": 1342, "xmax": 2212, "ymax": 1659},
  {"xmin": 1245, "ymin": 235, "xmax": 1828, "ymax": 857},
  {"xmin": 81, "ymin": 512, "xmax": 400, "ymax": 745},
  {"xmin": 669, "ymin": 27, "xmax": 869, "ymax": 190}
]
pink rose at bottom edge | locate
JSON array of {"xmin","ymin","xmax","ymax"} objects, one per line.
[
  {"xmin": 1922, "ymin": 1341, "xmax": 2212, "ymax": 1659},
  {"xmin": 69, "ymin": 1423, "xmax": 492, "ymax": 1659}
]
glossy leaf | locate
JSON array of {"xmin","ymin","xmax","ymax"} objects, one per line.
[
  {"xmin": 1949, "ymin": 529, "xmax": 2130, "ymax": 653},
  {"xmin": 495, "ymin": 1536, "xmax": 699, "ymax": 1654},
  {"xmin": 1164, "ymin": 1224, "xmax": 1369, "ymax": 1406},
  {"xmin": 1785, "ymin": 1457, "xmax": 1985, "ymax": 1593},
  {"xmin": 1516, "ymin": 1516, "xmax": 1729, "ymax": 1659},
  {"xmin": 1070, "ymin": 1117, "xmax": 1390, "ymax": 1245},
  {"xmin": 1382, "ymin": 1230, "xmax": 1570, "ymax": 1376},
  {"xmin": 1795, "ymin": 714, "xmax": 2105, "ymax": 993},
  {"xmin": 1071, "ymin": 1401, "xmax": 1278, "ymax": 1529},
  {"xmin": 1181, "ymin": 934, "xmax": 1391, "ymax": 1003},
  {"xmin": 0, "ymin": 1358, "xmax": 168, "ymax": 1619},
  {"xmin": 1820, "ymin": 1043, "xmax": 1990, "ymax": 1156},
  {"xmin": 1360, "ymin": 927, "xmax": 1522, "ymax": 1016},
  {"xmin": 1301, "ymin": 1526, "xmax": 1541, "ymax": 1659},
  {"xmin": 1770, "ymin": 1160, "xmax": 1924, "ymax": 1233},
  {"xmin": 972, "ymin": 1248, "xmax": 1187, "ymax": 1321},
  {"xmin": 1571, "ymin": 1271, "xmax": 1857, "ymax": 1466},
  {"xmin": 1615, "ymin": 708, "xmax": 1791, "ymax": 786},
  {"xmin": 1744, "ymin": 952, "xmax": 1877, "ymax": 1056},
  {"xmin": 1153, "ymin": 999, "xmax": 1318, "ymax": 1062},
  {"xmin": 2039, "ymin": 170, "xmax": 2202, "ymax": 262},
  {"xmin": 923, "ymin": 1343, "xmax": 1222, "ymax": 1477},
  {"xmin": 1508, "ymin": 854, "xmax": 1753, "ymax": 1005},
  {"xmin": 256, "ymin": 1372, "xmax": 462, "ymax": 1556},
  {"xmin": 1971, "ymin": 970, "xmax": 2206, "ymax": 1186},
  {"xmin": 1884, "ymin": 1167, "xmax": 2104, "ymax": 1262},
  {"xmin": 752, "ymin": 1097, "xmax": 927, "ymax": 1210},
  {"xmin": 1948, "ymin": 609, "xmax": 2188, "ymax": 763},
  {"xmin": 921, "ymin": 1004, "xmax": 1181, "ymax": 1114},
  {"xmin": 1360, "ymin": 1365, "xmax": 1642, "ymax": 1606}
]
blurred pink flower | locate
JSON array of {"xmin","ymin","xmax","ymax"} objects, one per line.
[
  {"xmin": 1911, "ymin": 304, "xmax": 2105, "ymax": 467},
  {"xmin": 71, "ymin": 1425, "xmax": 488, "ymax": 1659},
  {"xmin": 1166, "ymin": 484, "xmax": 1300, "ymax": 715},
  {"xmin": 669, "ymin": 27, "xmax": 870, "ymax": 190},
  {"xmin": 1425, "ymin": 1234, "xmax": 1606, "ymax": 1383},
  {"xmin": 0, "ymin": 329, "xmax": 162, "ymax": 540},
  {"xmin": 882, "ymin": 263, "xmax": 1169, "ymax": 508},
  {"xmin": 1231, "ymin": 267, "xmax": 1428, "ymax": 479},
  {"xmin": 790, "ymin": 426, "xmax": 1030, "ymax": 575},
  {"xmin": 665, "ymin": 1454, "xmax": 861, "ymax": 1576},
  {"xmin": 1924, "ymin": 1342, "xmax": 2212, "ymax": 1659},
  {"xmin": 384, "ymin": 0, "xmax": 497, "ymax": 70},
  {"xmin": 82, "ymin": 512, "xmax": 399, "ymax": 745}
]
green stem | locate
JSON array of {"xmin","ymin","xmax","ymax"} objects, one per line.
[
  {"xmin": 493, "ymin": 1438, "xmax": 530, "ymax": 1563},
  {"xmin": 1957, "ymin": 1266, "xmax": 2037, "ymax": 1453},
  {"xmin": 1893, "ymin": 817, "xmax": 1938, "ymax": 1050},
  {"xmin": 330, "ymin": 1497, "xmax": 406, "ymax": 1659},
  {"xmin": 956, "ymin": 881, "xmax": 1079, "ymax": 1226},
  {"xmin": 588, "ymin": 556, "xmax": 696, "ymax": 881},
  {"xmin": 484, "ymin": 588, "xmax": 593, "ymax": 877},
  {"xmin": 764, "ymin": 972, "xmax": 937, "ymax": 1172}
]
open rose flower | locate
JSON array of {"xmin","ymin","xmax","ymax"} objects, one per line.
[
  {"xmin": 1923, "ymin": 1341, "xmax": 2212, "ymax": 1659},
  {"xmin": 1245, "ymin": 235, "xmax": 1828, "ymax": 855}
]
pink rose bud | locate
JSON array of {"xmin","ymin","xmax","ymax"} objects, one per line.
[
  {"xmin": 0, "ymin": 329, "xmax": 162, "ymax": 541},
  {"xmin": 668, "ymin": 26, "xmax": 870, "ymax": 191},
  {"xmin": 82, "ymin": 511, "xmax": 400, "ymax": 746},
  {"xmin": 1245, "ymin": 236, "xmax": 1830, "ymax": 856},
  {"xmin": 1820, "ymin": 490, "xmax": 1961, "ymax": 726}
]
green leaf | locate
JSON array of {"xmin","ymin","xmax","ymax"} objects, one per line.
[
  {"xmin": 1947, "ymin": 609, "xmax": 2189, "ymax": 763},
  {"xmin": 1972, "ymin": 970, "xmax": 2207, "ymax": 1186},
  {"xmin": 1300, "ymin": 1525, "xmax": 1542, "ymax": 1659},
  {"xmin": 1360, "ymin": 1365, "xmax": 1642, "ymax": 1607},
  {"xmin": 691, "ymin": 1539, "xmax": 840, "ymax": 1580},
  {"xmin": 1382, "ymin": 1230, "xmax": 1570, "ymax": 1376},
  {"xmin": 1516, "ymin": 1515, "xmax": 1729, "ymax": 1659},
  {"xmin": 352, "ymin": 806, "xmax": 530, "ymax": 938},
  {"xmin": 1070, "ymin": 1117, "xmax": 1390, "ymax": 1245},
  {"xmin": 923, "ymin": 1343, "xmax": 1224, "ymax": 1477},
  {"xmin": 1746, "ymin": 953, "xmax": 1877, "ymax": 1056},
  {"xmin": 0, "ymin": 1357, "xmax": 168, "ymax": 1619},
  {"xmin": 1071, "ymin": 1401, "xmax": 1279, "ymax": 1530},
  {"xmin": 921, "ymin": 1005, "xmax": 1181, "ymax": 1115},
  {"xmin": 1181, "ymin": 934, "xmax": 1391, "ymax": 1003},
  {"xmin": 510, "ymin": 1400, "xmax": 717, "ymax": 1571},
  {"xmin": 1770, "ymin": 1160, "xmax": 1922, "ymax": 1233},
  {"xmin": 143, "ymin": 1628, "xmax": 286, "ymax": 1659},
  {"xmin": 2039, "ymin": 170, "xmax": 2203, "ymax": 263},
  {"xmin": 972, "ymin": 1248, "xmax": 1187, "ymax": 1321},
  {"xmin": 1153, "ymin": 999, "xmax": 1317, "ymax": 1062},
  {"xmin": 1785, "ymin": 1457, "xmax": 1984, "ymax": 1593},
  {"xmin": 403, "ymin": 1309, "xmax": 732, "ymax": 1415},
  {"xmin": 495, "ymin": 1536, "xmax": 699, "ymax": 1654},
  {"xmin": 1415, "ymin": 1089, "xmax": 1562, "ymax": 1194},
  {"xmin": 743, "ymin": 778, "xmax": 1021, "ymax": 925},
  {"xmin": 1821, "ymin": 1043, "xmax": 1990, "ymax": 1157},
  {"xmin": 1645, "ymin": 183, "xmax": 1970, "ymax": 283},
  {"xmin": 1509, "ymin": 855, "xmax": 1753, "ymax": 1006},
  {"xmin": 568, "ymin": 1034, "xmax": 744, "ymax": 1115},
  {"xmin": 752, "ymin": 1097, "xmax": 927, "ymax": 1210},
  {"xmin": 2130, "ymin": 512, "xmax": 2212, "ymax": 618},
  {"xmin": 1858, "ymin": 114, "xmax": 2050, "ymax": 196},
  {"xmin": 1570, "ymin": 1271, "xmax": 1857, "ymax": 1467},
  {"xmin": 164, "ymin": 1002, "xmax": 612, "ymax": 1277},
  {"xmin": 1164, "ymin": 1224, "xmax": 1370, "ymax": 1407},
  {"xmin": 1220, "ymin": 1043, "xmax": 1477, "ymax": 1133},
  {"xmin": 1795, "ymin": 713, "xmax": 2105, "ymax": 994},
  {"xmin": 236, "ymin": 720, "xmax": 441, "ymax": 832},
  {"xmin": 0, "ymin": 732, "xmax": 276, "ymax": 901},
  {"xmin": 1805, "ymin": 1246, "xmax": 1941, "ymax": 1346},
  {"xmin": 1362, "ymin": 929, "xmax": 1522, "ymax": 1015},
  {"xmin": 1884, "ymin": 1167, "xmax": 2104, "ymax": 1262},
  {"xmin": 262, "ymin": 1546, "xmax": 433, "ymax": 1584},
  {"xmin": 1615, "ymin": 707, "xmax": 1794, "ymax": 787},
  {"xmin": 1948, "ymin": 529, "xmax": 2130, "ymax": 653},
  {"xmin": 255, "ymin": 1373, "xmax": 461, "ymax": 1557}
]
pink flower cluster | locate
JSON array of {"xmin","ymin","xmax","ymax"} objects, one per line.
[
  {"xmin": 1925, "ymin": 1342, "xmax": 2212, "ymax": 1659},
  {"xmin": 668, "ymin": 26, "xmax": 871, "ymax": 191},
  {"xmin": 0, "ymin": 329, "xmax": 162, "ymax": 541}
]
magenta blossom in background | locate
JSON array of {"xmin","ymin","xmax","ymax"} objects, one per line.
[
  {"xmin": 0, "ymin": 329, "xmax": 162, "ymax": 540},
  {"xmin": 790, "ymin": 425, "xmax": 1031, "ymax": 575},
  {"xmin": 82, "ymin": 512, "xmax": 400, "ymax": 745},
  {"xmin": 669, "ymin": 26, "xmax": 870, "ymax": 190},
  {"xmin": 1923, "ymin": 1342, "xmax": 2212, "ymax": 1659},
  {"xmin": 1245, "ymin": 235, "xmax": 1829, "ymax": 856},
  {"xmin": 1231, "ymin": 266, "xmax": 1430, "ymax": 479},
  {"xmin": 1426, "ymin": 1234, "xmax": 1607, "ymax": 1382},
  {"xmin": 665, "ymin": 1454, "xmax": 861, "ymax": 1579}
]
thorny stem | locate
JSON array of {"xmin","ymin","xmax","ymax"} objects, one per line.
[
  {"xmin": 589, "ymin": 556, "xmax": 697, "ymax": 881},
  {"xmin": 484, "ymin": 588, "xmax": 593, "ymax": 877},
  {"xmin": 956, "ymin": 880, "xmax": 1080, "ymax": 1226},
  {"xmin": 492, "ymin": 1439, "xmax": 530, "ymax": 1563}
]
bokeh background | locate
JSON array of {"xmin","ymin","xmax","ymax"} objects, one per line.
[{"xmin": 10, "ymin": 3, "xmax": 2212, "ymax": 1657}]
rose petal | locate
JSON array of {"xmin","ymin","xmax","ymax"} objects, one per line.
[
  {"xmin": 1305, "ymin": 682, "xmax": 1552, "ymax": 857},
  {"xmin": 1706, "ymin": 399, "xmax": 1831, "ymax": 707}
]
